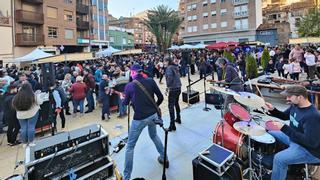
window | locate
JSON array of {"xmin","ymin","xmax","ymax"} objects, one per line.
[
  {"xmin": 241, "ymin": 18, "xmax": 248, "ymax": 29},
  {"xmin": 123, "ymin": 38, "xmax": 127, "ymax": 45},
  {"xmin": 211, "ymin": 11, "xmax": 216, "ymax": 16},
  {"xmin": 128, "ymin": 39, "xmax": 131, "ymax": 44},
  {"xmin": 48, "ymin": 27, "xmax": 58, "ymax": 38},
  {"xmin": 191, "ymin": 4, "xmax": 197, "ymax": 10},
  {"xmin": 22, "ymin": 25, "xmax": 37, "ymax": 41},
  {"xmin": 203, "ymin": 24, "xmax": 209, "ymax": 30},
  {"xmin": 187, "ymin": 26, "xmax": 192, "ymax": 33},
  {"xmin": 92, "ymin": 0, "xmax": 97, "ymax": 6},
  {"xmin": 221, "ymin": 21, "xmax": 227, "ymax": 28},
  {"xmin": 221, "ymin": 9, "xmax": 227, "ymax": 16},
  {"xmin": 47, "ymin": 7, "xmax": 58, "ymax": 19},
  {"xmin": 234, "ymin": 6, "xmax": 241, "ymax": 16},
  {"xmin": 64, "ymin": 0, "xmax": 72, "ymax": 4},
  {"xmin": 203, "ymin": 12, "xmax": 208, "ymax": 18},
  {"xmin": 192, "ymin": 15, "xmax": 197, "ymax": 21},
  {"xmin": 211, "ymin": 23, "xmax": 217, "ymax": 29},
  {"xmin": 235, "ymin": 20, "xmax": 241, "ymax": 30},
  {"xmin": 64, "ymin": 11, "xmax": 73, "ymax": 22},
  {"xmin": 241, "ymin": 5, "xmax": 248, "ymax": 16},
  {"xmin": 187, "ymin": 5, "xmax": 191, "ymax": 11},
  {"xmin": 203, "ymin": 0, "xmax": 208, "ymax": 6},
  {"xmin": 65, "ymin": 29, "xmax": 73, "ymax": 39},
  {"xmin": 211, "ymin": 0, "xmax": 216, "ymax": 3},
  {"xmin": 187, "ymin": 16, "xmax": 192, "ymax": 21},
  {"xmin": 193, "ymin": 26, "xmax": 197, "ymax": 32}
]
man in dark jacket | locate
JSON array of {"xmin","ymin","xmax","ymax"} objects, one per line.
[
  {"xmin": 83, "ymin": 69, "xmax": 96, "ymax": 113},
  {"xmin": 123, "ymin": 64, "xmax": 167, "ymax": 180},
  {"xmin": 265, "ymin": 85, "xmax": 320, "ymax": 180},
  {"xmin": 165, "ymin": 57, "xmax": 182, "ymax": 131}
]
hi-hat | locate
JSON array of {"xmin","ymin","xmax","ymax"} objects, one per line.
[
  {"xmin": 211, "ymin": 86, "xmax": 239, "ymax": 96},
  {"xmin": 234, "ymin": 92, "xmax": 265, "ymax": 108},
  {"xmin": 233, "ymin": 121, "xmax": 266, "ymax": 136}
]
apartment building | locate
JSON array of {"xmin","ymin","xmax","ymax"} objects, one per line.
[
  {"xmin": 179, "ymin": 0, "xmax": 262, "ymax": 44},
  {"xmin": 108, "ymin": 26, "xmax": 134, "ymax": 50},
  {"xmin": 90, "ymin": 0, "xmax": 109, "ymax": 51},
  {"xmin": 0, "ymin": 0, "xmax": 13, "ymax": 64},
  {"xmin": 263, "ymin": 0, "xmax": 318, "ymax": 38}
]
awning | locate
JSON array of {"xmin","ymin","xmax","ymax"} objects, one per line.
[
  {"xmin": 95, "ymin": 46, "xmax": 121, "ymax": 57},
  {"xmin": 13, "ymin": 48, "xmax": 53, "ymax": 62},
  {"xmin": 113, "ymin": 49, "xmax": 143, "ymax": 55},
  {"xmin": 35, "ymin": 52, "xmax": 95, "ymax": 64},
  {"xmin": 289, "ymin": 37, "xmax": 320, "ymax": 44}
]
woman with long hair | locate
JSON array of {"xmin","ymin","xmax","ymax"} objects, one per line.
[{"xmin": 12, "ymin": 82, "xmax": 42, "ymax": 144}]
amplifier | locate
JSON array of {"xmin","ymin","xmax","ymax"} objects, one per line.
[
  {"xmin": 24, "ymin": 124, "xmax": 109, "ymax": 180},
  {"xmin": 182, "ymin": 90, "xmax": 200, "ymax": 104}
]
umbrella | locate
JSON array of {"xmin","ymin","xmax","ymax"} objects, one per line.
[
  {"xmin": 227, "ymin": 41, "xmax": 239, "ymax": 46},
  {"xmin": 96, "ymin": 46, "xmax": 121, "ymax": 57},
  {"xmin": 206, "ymin": 42, "xmax": 228, "ymax": 49},
  {"xmin": 193, "ymin": 43, "xmax": 206, "ymax": 49},
  {"xmin": 14, "ymin": 48, "xmax": 53, "ymax": 62},
  {"xmin": 179, "ymin": 44, "xmax": 194, "ymax": 49},
  {"xmin": 168, "ymin": 45, "xmax": 180, "ymax": 50}
]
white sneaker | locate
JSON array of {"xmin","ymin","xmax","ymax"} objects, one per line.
[{"xmin": 28, "ymin": 143, "xmax": 36, "ymax": 147}]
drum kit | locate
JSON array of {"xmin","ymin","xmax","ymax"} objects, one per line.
[{"xmin": 212, "ymin": 86, "xmax": 278, "ymax": 180}]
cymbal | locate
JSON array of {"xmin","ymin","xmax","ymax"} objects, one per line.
[
  {"xmin": 233, "ymin": 121, "xmax": 266, "ymax": 136},
  {"xmin": 211, "ymin": 86, "xmax": 239, "ymax": 96},
  {"xmin": 234, "ymin": 92, "xmax": 265, "ymax": 108}
]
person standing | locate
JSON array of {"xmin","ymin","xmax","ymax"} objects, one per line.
[
  {"xmin": 12, "ymin": 83, "xmax": 42, "ymax": 145},
  {"xmin": 4, "ymin": 84, "xmax": 20, "ymax": 146},
  {"xmin": 99, "ymin": 74, "xmax": 111, "ymax": 120},
  {"xmin": 304, "ymin": 49, "xmax": 316, "ymax": 79},
  {"xmin": 123, "ymin": 64, "xmax": 167, "ymax": 180},
  {"xmin": 83, "ymin": 69, "xmax": 96, "ymax": 113},
  {"xmin": 69, "ymin": 76, "xmax": 87, "ymax": 116},
  {"xmin": 164, "ymin": 57, "xmax": 182, "ymax": 131},
  {"xmin": 264, "ymin": 85, "xmax": 320, "ymax": 180}
]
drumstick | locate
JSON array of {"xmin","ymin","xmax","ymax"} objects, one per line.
[{"xmin": 255, "ymin": 84, "xmax": 265, "ymax": 100}]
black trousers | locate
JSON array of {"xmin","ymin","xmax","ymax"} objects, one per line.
[
  {"xmin": 190, "ymin": 64, "xmax": 195, "ymax": 75},
  {"xmin": 168, "ymin": 89, "xmax": 181, "ymax": 124},
  {"xmin": 54, "ymin": 108, "xmax": 66, "ymax": 129},
  {"xmin": 7, "ymin": 117, "xmax": 20, "ymax": 144}
]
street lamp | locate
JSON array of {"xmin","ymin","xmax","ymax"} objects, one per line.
[{"xmin": 119, "ymin": 16, "xmax": 124, "ymax": 50}]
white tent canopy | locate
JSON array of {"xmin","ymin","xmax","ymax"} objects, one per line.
[
  {"xmin": 193, "ymin": 43, "xmax": 206, "ymax": 49},
  {"xmin": 14, "ymin": 48, "xmax": 53, "ymax": 62},
  {"xmin": 179, "ymin": 44, "xmax": 194, "ymax": 49},
  {"xmin": 96, "ymin": 46, "xmax": 121, "ymax": 57},
  {"xmin": 168, "ymin": 45, "xmax": 180, "ymax": 50}
]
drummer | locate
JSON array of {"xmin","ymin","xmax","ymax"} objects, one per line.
[
  {"xmin": 215, "ymin": 58, "xmax": 243, "ymax": 110},
  {"xmin": 264, "ymin": 85, "xmax": 320, "ymax": 180}
]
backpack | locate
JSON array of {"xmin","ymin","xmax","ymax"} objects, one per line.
[{"xmin": 55, "ymin": 86, "xmax": 67, "ymax": 104}]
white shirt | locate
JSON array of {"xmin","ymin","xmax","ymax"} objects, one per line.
[{"xmin": 304, "ymin": 53, "xmax": 316, "ymax": 66}]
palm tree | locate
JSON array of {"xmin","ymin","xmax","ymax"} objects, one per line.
[{"xmin": 144, "ymin": 5, "xmax": 183, "ymax": 53}]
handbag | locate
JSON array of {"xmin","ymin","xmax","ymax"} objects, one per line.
[{"xmin": 133, "ymin": 80, "xmax": 163, "ymax": 126}]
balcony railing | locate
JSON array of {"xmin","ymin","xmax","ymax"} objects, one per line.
[
  {"xmin": 234, "ymin": 11, "xmax": 249, "ymax": 18},
  {"xmin": 76, "ymin": 4, "xmax": 89, "ymax": 14},
  {"xmin": 76, "ymin": 20, "xmax": 89, "ymax": 30},
  {"xmin": 15, "ymin": 33, "xmax": 44, "ymax": 46},
  {"xmin": 22, "ymin": 0, "xmax": 43, "ymax": 4},
  {"xmin": 233, "ymin": 0, "xmax": 249, "ymax": 5},
  {"xmin": 15, "ymin": 10, "xmax": 44, "ymax": 24}
]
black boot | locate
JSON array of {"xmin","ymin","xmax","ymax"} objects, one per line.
[
  {"xmin": 175, "ymin": 117, "xmax": 181, "ymax": 124},
  {"xmin": 168, "ymin": 123, "xmax": 176, "ymax": 132}
]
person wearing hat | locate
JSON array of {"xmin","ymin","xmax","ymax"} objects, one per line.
[
  {"xmin": 164, "ymin": 57, "xmax": 182, "ymax": 131},
  {"xmin": 264, "ymin": 85, "xmax": 320, "ymax": 180},
  {"xmin": 122, "ymin": 64, "xmax": 167, "ymax": 180}
]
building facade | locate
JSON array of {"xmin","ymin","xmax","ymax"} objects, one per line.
[
  {"xmin": 108, "ymin": 26, "xmax": 134, "ymax": 50},
  {"xmin": 179, "ymin": 0, "xmax": 263, "ymax": 44},
  {"xmin": 263, "ymin": 0, "xmax": 318, "ymax": 38},
  {"xmin": 0, "ymin": 0, "xmax": 13, "ymax": 65}
]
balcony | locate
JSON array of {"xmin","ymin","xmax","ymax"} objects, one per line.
[
  {"xmin": 15, "ymin": 10, "xmax": 44, "ymax": 24},
  {"xmin": 22, "ymin": 0, "xmax": 43, "ymax": 4},
  {"xmin": 76, "ymin": 4, "xmax": 89, "ymax": 14},
  {"xmin": 76, "ymin": 20, "xmax": 89, "ymax": 30},
  {"xmin": 15, "ymin": 33, "xmax": 44, "ymax": 46},
  {"xmin": 234, "ymin": 11, "xmax": 249, "ymax": 18},
  {"xmin": 233, "ymin": 0, "xmax": 249, "ymax": 6}
]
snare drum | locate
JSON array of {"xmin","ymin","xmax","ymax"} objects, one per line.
[
  {"xmin": 213, "ymin": 121, "xmax": 247, "ymax": 159},
  {"xmin": 224, "ymin": 103, "xmax": 251, "ymax": 127}
]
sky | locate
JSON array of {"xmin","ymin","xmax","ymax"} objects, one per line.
[{"xmin": 108, "ymin": 0, "xmax": 179, "ymax": 18}]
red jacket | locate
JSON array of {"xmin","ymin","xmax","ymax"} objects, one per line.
[{"xmin": 69, "ymin": 82, "xmax": 87, "ymax": 100}]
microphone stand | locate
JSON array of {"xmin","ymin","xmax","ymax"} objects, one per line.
[
  {"xmin": 161, "ymin": 125, "xmax": 169, "ymax": 180},
  {"xmin": 203, "ymin": 63, "xmax": 211, "ymax": 111}
]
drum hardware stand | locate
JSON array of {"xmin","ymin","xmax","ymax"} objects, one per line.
[
  {"xmin": 203, "ymin": 72, "xmax": 211, "ymax": 111},
  {"xmin": 257, "ymin": 152, "xmax": 263, "ymax": 180},
  {"xmin": 242, "ymin": 120, "xmax": 254, "ymax": 180}
]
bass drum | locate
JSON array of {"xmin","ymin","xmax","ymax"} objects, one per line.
[{"xmin": 213, "ymin": 121, "xmax": 247, "ymax": 159}]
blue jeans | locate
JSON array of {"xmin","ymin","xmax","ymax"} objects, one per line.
[
  {"xmin": 86, "ymin": 89, "xmax": 95, "ymax": 111},
  {"xmin": 118, "ymin": 96, "xmax": 127, "ymax": 116},
  {"xmin": 124, "ymin": 113, "xmax": 165, "ymax": 180},
  {"xmin": 0, "ymin": 111, "xmax": 3, "ymax": 134},
  {"xmin": 269, "ymin": 131, "xmax": 320, "ymax": 180},
  {"xmin": 18, "ymin": 111, "xmax": 39, "ymax": 143},
  {"xmin": 73, "ymin": 99, "xmax": 84, "ymax": 113}
]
